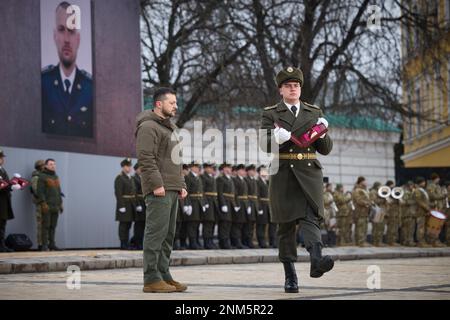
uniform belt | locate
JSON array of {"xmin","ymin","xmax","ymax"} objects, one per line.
[
  {"xmin": 204, "ymin": 192, "xmax": 218, "ymax": 196},
  {"xmin": 136, "ymin": 194, "xmax": 144, "ymax": 198},
  {"xmin": 223, "ymin": 193, "xmax": 235, "ymax": 198},
  {"xmin": 237, "ymin": 195, "xmax": 248, "ymax": 200},
  {"xmin": 189, "ymin": 193, "xmax": 203, "ymax": 198},
  {"xmin": 277, "ymin": 153, "xmax": 316, "ymax": 160},
  {"xmin": 248, "ymin": 195, "xmax": 258, "ymax": 200},
  {"xmin": 260, "ymin": 197, "xmax": 270, "ymax": 202},
  {"xmin": 122, "ymin": 195, "xmax": 135, "ymax": 199}
]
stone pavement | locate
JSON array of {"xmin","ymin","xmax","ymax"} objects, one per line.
[
  {"xmin": 0, "ymin": 246, "xmax": 450, "ymax": 274},
  {"xmin": 0, "ymin": 257, "xmax": 449, "ymax": 300}
]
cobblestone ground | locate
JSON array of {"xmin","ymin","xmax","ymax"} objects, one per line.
[{"xmin": 0, "ymin": 257, "xmax": 449, "ymax": 300}]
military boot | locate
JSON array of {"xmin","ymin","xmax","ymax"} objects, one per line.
[
  {"xmin": 204, "ymin": 238, "xmax": 214, "ymax": 250},
  {"xmin": 189, "ymin": 238, "xmax": 200, "ymax": 250},
  {"xmin": 120, "ymin": 241, "xmax": 129, "ymax": 250},
  {"xmin": 308, "ymin": 242, "xmax": 334, "ymax": 278},
  {"xmin": 173, "ymin": 239, "xmax": 180, "ymax": 250},
  {"xmin": 0, "ymin": 239, "xmax": 12, "ymax": 252},
  {"xmin": 179, "ymin": 239, "xmax": 187, "ymax": 250},
  {"xmin": 282, "ymin": 262, "xmax": 299, "ymax": 293},
  {"xmin": 258, "ymin": 238, "xmax": 268, "ymax": 248}
]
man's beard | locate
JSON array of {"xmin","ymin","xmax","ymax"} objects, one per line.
[{"xmin": 162, "ymin": 109, "xmax": 174, "ymax": 118}]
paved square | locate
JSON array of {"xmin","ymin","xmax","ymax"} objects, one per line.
[{"xmin": 0, "ymin": 257, "xmax": 449, "ymax": 300}]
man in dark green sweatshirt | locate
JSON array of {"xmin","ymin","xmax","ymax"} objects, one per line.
[{"xmin": 36, "ymin": 159, "xmax": 63, "ymax": 251}]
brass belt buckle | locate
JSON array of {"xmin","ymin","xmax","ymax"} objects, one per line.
[{"xmin": 297, "ymin": 153, "xmax": 304, "ymax": 160}]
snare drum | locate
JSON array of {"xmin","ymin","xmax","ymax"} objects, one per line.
[{"xmin": 426, "ymin": 210, "xmax": 447, "ymax": 238}]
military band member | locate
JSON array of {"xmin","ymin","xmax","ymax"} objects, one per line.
[
  {"xmin": 426, "ymin": 173, "xmax": 446, "ymax": 247},
  {"xmin": 413, "ymin": 177, "xmax": 431, "ymax": 248},
  {"xmin": 260, "ymin": 67, "xmax": 334, "ymax": 293},
  {"xmin": 352, "ymin": 176, "xmax": 372, "ymax": 247},
  {"xmin": 323, "ymin": 183, "xmax": 337, "ymax": 246},
  {"xmin": 216, "ymin": 163, "xmax": 235, "ymax": 249},
  {"xmin": 385, "ymin": 180, "xmax": 401, "ymax": 246},
  {"xmin": 369, "ymin": 181, "xmax": 387, "ymax": 247},
  {"xmin": 132, "ymin": 163, "xmax": 145, "ymax": 250},
  {"xmin": 201, "ymin": 163, "xmax": 219, "ymax": 249},
  {"xmin": 41, "ymin": 1, "xmax": 93, "ymax": 138},
  {"xmin": 232, "ymin": 164, "xmax": 249, "ymax": 249},
  {"xmin": 333, "ymin": 184, "xmax": 352, "ymax": 246},
  {"xmin": 256, "ymin": 165, "xmax": 271, "ymax": 248},
  {"xmin": 444, "ymin": 183, "xmax": 450, "ymax": 246},
  {"xmin": 184, "ymin": 162, "xmax": 205, "ymax": 250},
  {"xmin": 401, "ymin": 181, "xmax": 416, "ymax": 246},
  {"xmin": 244, "ymin": 164, "xmax": 258, "ymax": 248},
  {"xmin": 114, "ymin": 158, "xmax": 137, "ymax": 250}
]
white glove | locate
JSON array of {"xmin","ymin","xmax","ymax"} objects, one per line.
[
  {"xmin": 316, "ymin": 117, "xmax": 328, "ymax": 138},
  {"xmin": 221, "ymin": 205, "xmax": 228, "ymax": 213},
  {"xmin": 183, "ymin": 206, "xmax": 189, "ymax": 213},
  {"xmin": 247, "ymin": 207, "xmax": 252, "ymax": 214},
  {"xmin": 258, "ymin": 210, "xmax": 264, "ymax": 215},
  {"xmin": 187, "ymin": 205, "xmax": 193, "ymax": 216},
  {"xmin": 13, "ymin": 173, "xmax": 22, "ymax": 178},
  {"xmin": 204, "ymin": 204, "xmax": 209, "ymax": 209},
  {"xmin": 11, "ymin": 184, "xmax": 21, "ymax": 191},
  {"xmin": 234, "ymin": 207, "xmax": 241, "ymax": 212},
  {"xmin": 136, "ymin": 206, "xmax": 143, "ymax": 212},
  {"xmin": 119, "ymin": 207, "xmax": 126, "ymax": 213},
  {"xmin": 202, "ymin": 205, "xmax": 207, "ymax": 212},
  {"xmin": 274, "ymin": 127, "xmax": 291, "ymax": 144}
]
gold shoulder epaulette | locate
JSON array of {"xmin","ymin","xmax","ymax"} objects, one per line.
[
  {"xmin": 303, "ymin": 102, "xmax": 320, "ymax": 109},
  {"xmin": 264, "ymin": 104, "xmax": 277, "ymax": 111}
]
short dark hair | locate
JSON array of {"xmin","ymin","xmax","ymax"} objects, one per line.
[
  {"xmin": 153, "ymin": 87, "xmax": 176, "ymax": 105},
  {"xmin": 56, "ymin": 1, "xmax": 71, "ymax": 12},
  {"xmin": 45, "ymin": 158, "xmax": 56, "ymax": 165}
]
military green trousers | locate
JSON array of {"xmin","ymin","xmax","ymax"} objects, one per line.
[
  {"xmin": 35, "ymin": 206, "xmax": 42, "ymax": 246},
  {"xmin": 143, "ymin": 191, "xmax": 178, "ymax": 285},
  {"xmin": 278, "ymin": 203, "xmax": 322, "ymax": 263},
  {"xmin": 42, "ymin": 211, "xmax": 59, "ymax": 247}
]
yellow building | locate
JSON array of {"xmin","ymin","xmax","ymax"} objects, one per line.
[{"xmin": 401, "ymin": 0, "xmax": 450, "ymax": 168}]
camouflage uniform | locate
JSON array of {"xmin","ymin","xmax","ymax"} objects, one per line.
[
  {"xmin": 386, "ymin": 197, "xmax": 401, "ymax": 246},
  {"xmin": 333, "ymin": 190, "xmax": 352, "ymax": 246},
  {"xmin": 401, "ymin": 188, "xmax": 416, "ymax": 246},
  {"xmin": 426, "ymin": 181, "xmax": 446, "ymax": 246},
  {"xmin": 369, "ymin": 188, "xmax": 388, "ymax": 246},
  {"xmin": 352, "ymin": 186, "xmax": 371, "ymax": 246},
  {"xmin": 412, "ymin": 187, "xmax": 431, "ymax": 247},
  {"xmin": 31, "ymin": 170, "xmax": 42, "ymax": 248}
]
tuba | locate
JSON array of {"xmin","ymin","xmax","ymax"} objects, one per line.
[
  {"xmin": 391, "ymin": 187, "xmax": 404, "ymax": 200},
  {"xmin": 378, "ymin": 186, "xmax": 391, "ymax": 198}
]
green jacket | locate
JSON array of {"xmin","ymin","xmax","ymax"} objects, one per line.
[
  {"xmin": 200, "ymin": 173, "xmax": 219, "ymax": 222},
  {"xmin": 216, "ymin": 174, "xmax": 235, "ymax": 222},
  {"xmin": 413, "ymin": 188, "xmax": 430, "ymax": 217},
  {"xmin": 36, "ymin": 169, "xmax": 63, "ymax": 213},
  {"xmin": 352, "ymin": 187, "xmax": 371, "ymax": 218},
  {"xmin": 135, "ymin": 110, "xmax": 186, "ymax": 197},
  {"xmin": 260, "ymin": 100, "xmax": 333, "ymax": 223},
  {"xmin": 115, "ymin": 172, "xmax": 136, "ymax": 222}
]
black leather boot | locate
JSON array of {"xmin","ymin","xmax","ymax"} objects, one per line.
[
  {"xmin": 283, "ymin": 262, "xmax": 299, "ymax": 293},
  {"xmin": 173, "ymin": 239, "xmax": 180, "ymax": 250},
  {"xmin": 204, "ymin": 238, "xmax": 214, "ymax": 250},
  {"xmin": 120, "ymin": 241, "xmax": 129, "ymax": 250},
  {"xmin": 179, "ymin": 239, "xmax": 187, "ymax": 250},
  {"xmin": 258, "ymin": 238, "xmax": 268, "ymax": 248},
  {"xmin": 189, "ymin": 238, "xmax": 199, "ymax": 250},
  {"xmin": 308, "ymin": 242, "xmax": 334, "ymax": 278},
  {"xmin": 223, "ymin": 238, "xmax": 232, "ymax": 249}
]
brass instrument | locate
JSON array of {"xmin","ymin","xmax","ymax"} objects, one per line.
[
  {"xmin": 378, "ymin": 186, "xmax": 391, "ymax": 199},
  {"xmin": 391, "ymin": 187, "xmax": 404, "ymax": 200}
]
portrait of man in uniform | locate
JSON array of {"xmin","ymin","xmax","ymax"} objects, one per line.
[{"xmin": 41, "ymin": 0, "xmax": 93, "ymax": 138}]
